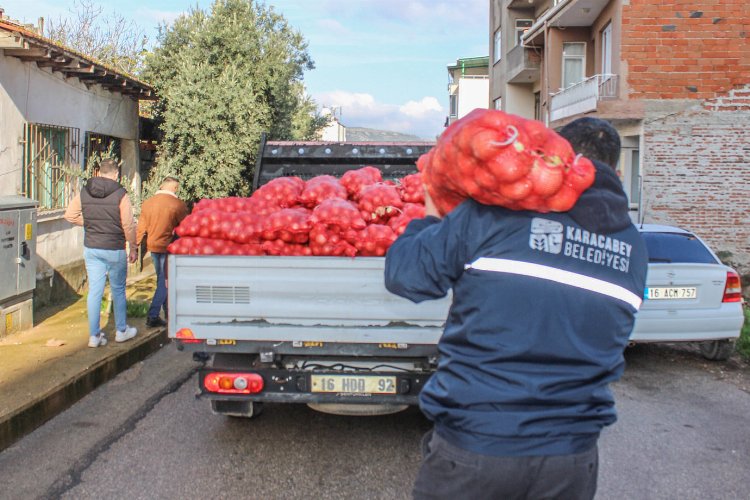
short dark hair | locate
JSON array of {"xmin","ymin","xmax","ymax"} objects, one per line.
[
  {"xmin": 99, "ymin": 158, "xmax": 119, "ymax": 175},
  {"xmin": 558, "ymin": 117, "xmax": 621, "ymax": 168}
]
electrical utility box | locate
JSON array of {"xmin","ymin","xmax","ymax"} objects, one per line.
[{"xmin": 0, "ymin": 196, "xmax": 38, "ymax": 337}]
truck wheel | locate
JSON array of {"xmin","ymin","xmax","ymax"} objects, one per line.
[
  {"xmin": 698, "ymin": 339, "xmax": 735, "ymax": 361},
  {"xmin": 211, "ymin": 400, "xmax": 264, "ymax": 419}
]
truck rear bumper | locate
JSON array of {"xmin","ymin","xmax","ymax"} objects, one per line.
[{"xmin": 198, "ymin": 367, "xmax": 431, "ymax": 406}]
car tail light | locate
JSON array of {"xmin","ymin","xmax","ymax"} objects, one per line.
[
  {"xmin": 204, "ymin": 372, "xmax": 264, "ymax": 394},
  {"xmin": 722, "ymin": 271, "xmax": 743, "ymax": 303},
  {"xmin": 175, "ymin": 328, "xmax": 202, "ymax": 344}
]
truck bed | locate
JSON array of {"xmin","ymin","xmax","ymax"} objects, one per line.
[{"xmin": 168, "ymin": 255, "xmax": 451, "ymax": 355}]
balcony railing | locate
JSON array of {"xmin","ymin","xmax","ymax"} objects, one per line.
[{"xmin": 549, "ymin": 74, "xmax": 619, "ymax": 122}]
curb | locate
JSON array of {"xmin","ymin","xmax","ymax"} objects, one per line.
[{"xmin": 0, "ymin": 327, "xmax": 168, "ymax": 453}]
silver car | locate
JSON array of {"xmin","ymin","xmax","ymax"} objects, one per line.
[{"xmin": 630, "ymin": 224, "xmax": 745, "ymax": 360}]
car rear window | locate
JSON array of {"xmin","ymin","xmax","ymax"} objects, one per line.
[{"xmin": 641, "ymin": 232, "xmax": 718, "ymax": 264}]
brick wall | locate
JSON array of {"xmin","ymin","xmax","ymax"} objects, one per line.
[
  {"xmin": 622, "ymin": 0, "xmax": 750, "ymax": 100},
  {"xmin": 642, "ymin": 86, "xmax": 750, "ymax": 276}
]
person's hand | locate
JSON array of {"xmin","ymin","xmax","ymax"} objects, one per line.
[
  {"xmin": 128, "ymin": 248, "xmax": 138, "ymax": 264},
  {"xmin": 423, "ymin": 185, "xmax": 442, "ymax": 219}
]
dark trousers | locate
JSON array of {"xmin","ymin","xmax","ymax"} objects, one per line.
[
  {"xmin": 413, "ymin": 430, "xmax": 598, "ymax": 500},
  {"xmin": 148, "ymin": 252, "xmax": 168, "ymax": 319}
]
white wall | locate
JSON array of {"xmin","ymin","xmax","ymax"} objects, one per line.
[
  {"xmin": 457, "ymin": 77, "xmax": 490, "ymax": 119},
  {"xmin": 0, "ymin": 54, "xmax": 140, "ymax": 197},
  {"xmin": 504, "ymin": 83, "xmax": 536, "ymax": 120},
  {"xmin": 0, "ymin": 53, "xmax": 141, "ymax": 281}
]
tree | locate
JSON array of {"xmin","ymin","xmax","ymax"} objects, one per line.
[
  {"xmin": 142, "ymin": 0, "xmax": 327, "ymax": 202},
  {"xmin": 45, "ymin": 0, "xmax": 147, "ymax": 75}
]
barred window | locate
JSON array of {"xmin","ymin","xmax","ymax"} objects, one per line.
[{"xmin": 23, "ymin": 123, "xmax": 81, "ymax": 210}]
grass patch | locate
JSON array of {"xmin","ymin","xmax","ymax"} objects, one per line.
[
  {"xmin": 126, "ymin": 300, "xmax": 150, "ymax": 318},
  {"xmin": 737, "ymin": 306, "xmax": 750, "ymax": 361}
]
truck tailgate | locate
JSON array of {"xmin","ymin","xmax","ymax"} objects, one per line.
[{"xmin": 168, "ymin": 255, "xmax": 451, "ymax": 345}]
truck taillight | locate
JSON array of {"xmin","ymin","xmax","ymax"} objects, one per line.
[
  {"xmin": 204, "ymin": 373, "xmax": 264, "ymax": 394},
  {"xmin": 175, "ymin": 328, "xmax": 202, "ymax": 343},
  {"xmin": 723, "ymin": 271, "xmax": 743, "ymax": 303}
]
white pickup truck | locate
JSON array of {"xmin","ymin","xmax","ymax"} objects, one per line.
[{"xmin": 168, "ymin": 137, "xmax": 451, "ymax": 417}]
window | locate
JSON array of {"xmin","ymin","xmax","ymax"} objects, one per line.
[
  {"xmin": 22, "ymin": 123, "xmax": 80, "ymax": 210},
  {"xmin": 493, "ymin": 97, "xmax": 502, "ymax": 110},
  {"xmin": 534, "ymin": 92, "xmax": 541, "ymax": 121},
  {"xmin": 515, "ymin": 19, "xmax": 533, "ymax": 46},
  {"xmin": 85, "ymin": 132, "xmax": 122, "ymax": 176},
  {"xmin": 601, "ymin": 23, "xmax": 612, "ymax": 76},
  {"xmin": 641, "ymin": 232, "xmax": 718, "ymax": 264},
  {"xmin": 449, "ymin": 94, "xmax": 458, "ymax": 117},
  {"xmin": 562, "ymin": 42, "xmax": 586, "ymax": 88},
  {"xmin": 493, "ymin": 29, "xmax": 502, "ymax": 63}
]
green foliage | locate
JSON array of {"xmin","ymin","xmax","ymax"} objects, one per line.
[
  {"xmin": 126, "ymin": 300, "xmax": 150, "ymax": 318},
  {"xmin": 143, "ymin": 0, "xmax": 326, "ymax": 202},
  {"xmin": 737, "ymin": 307, "xmax": 750, "ymax": 361}
]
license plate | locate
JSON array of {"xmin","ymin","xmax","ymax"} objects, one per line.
[
  {"xmin": 645, "ymin": 287, "xmax": 697, "ymax": 300},
  {"xmin": 310, "ymin": 375, "xmax": 397, "ymax": 394}
]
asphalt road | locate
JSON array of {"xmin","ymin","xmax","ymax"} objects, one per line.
[{"xmin": 1, "ymin": 343, "xmax": 749, "ymax": 500}]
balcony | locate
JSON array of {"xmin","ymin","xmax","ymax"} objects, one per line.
[
  {"xmin": 549, "ymin": 74, "xmax": 618, "ymax": 122},
  {"xmin": 506, "ymin": 45, "xmax": 541, "ymax": 84},
  {"xmin": 522, "ymin": 0, "xmax": 612, "ymax": 46}
]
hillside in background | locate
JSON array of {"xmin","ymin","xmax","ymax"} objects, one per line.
[{"xmin": 345, "ymin": 127, "xmax": 430, "ymax": 142}]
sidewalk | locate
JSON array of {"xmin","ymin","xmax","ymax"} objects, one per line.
[{"xmin": 0, "ymin": 265, "xmax": 169, "ymax": 452}]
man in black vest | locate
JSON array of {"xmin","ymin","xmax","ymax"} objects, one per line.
[{"xmin": 65, "ymin": 158, "xmax": 138, "ymax": 347}]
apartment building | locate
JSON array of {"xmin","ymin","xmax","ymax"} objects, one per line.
[
  {"xmin": 446, "ymin": 56, "xmax": 490, "ymax": 127},
  {"xmin": 490, "ymin": 0, "xmax": 750, "ymax": 275}
]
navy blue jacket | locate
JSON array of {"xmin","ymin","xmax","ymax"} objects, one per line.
[{"xmin": 384, "ymin": 161, "xmax": 648, "ymax": 457}]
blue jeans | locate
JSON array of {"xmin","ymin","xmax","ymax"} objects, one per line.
[
  {"xmin": 148, "ymin": 252, "xmax": 168, "ymax": 319},
  {"xmin": 84, "ymin": 247, "xmax": 128, "ymax": 336}
]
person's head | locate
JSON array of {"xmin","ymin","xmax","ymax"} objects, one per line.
[
  {"xmin": 558, "ymin": 117, "xmax": 621, "ymax": 169},
  {"xmin": 97, "ymin": 158, "xmax": 120, "ymax": 180},
  {"xmin": 160, "ymin": 176, "xmax": 180, "ymax": 194}
]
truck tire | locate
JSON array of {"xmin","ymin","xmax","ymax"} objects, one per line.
[{"xmin": 698, "ymin": 339, "xmax": 735, "ymax": 361}]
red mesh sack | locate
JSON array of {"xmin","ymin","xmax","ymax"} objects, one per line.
[
  {"xmin": 397, "ymin": 173, "xmax": 425, "ymax": 204},
  {"xmin": 253, "ymin": 177, "xmax": 305, "ymax": 208},
  {"xmin": 340, "ymin": 166, "xmax": 383, "ymax": 200},
  {"xmin": 358, "ymin": 183, "xmax": 404, "ymax": 224},
  {"xmin": 298, "ymin": 175, "xmax": 348, "ymax": 208},
  {"xmin": 309, "ymin": 224, "xmax": 358, "ymax": 257},
  {"xmin": 310, "ymin": 199, "xmax": 367, "ymax": 230},
  {"xmin": 261, "ymin": 239, "xmax": 313, "ymax": 256},
  {"xmin": 167, "ymin": 237, "xmax": 228, "ymax": 255},
  {"xmin": 419, "ymin": 109, "xmax": 595, "ymax": 215},
  {"xmin": 262, "ymin": 208, "xmax": 312, "ymax": 242},
  {"xmin": 388, "ymin": 203, "xmax": 426, "ymax": 236},
  {"xmin": 350, "ymin": 224, "xmax": 397, "ymax": 257}
]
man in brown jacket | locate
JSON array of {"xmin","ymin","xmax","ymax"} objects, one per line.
[{"xmin": 137, "ymin": 176, "xmax": 188, "ymax": 327}]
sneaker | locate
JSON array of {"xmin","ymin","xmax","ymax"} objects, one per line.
[
  {"xmin": 146, "ymin": 316, "xmax": 167, "ymax": 328},
  {"xmin": 115, "ymin": 325, "xmax": 138, "ymax": 343},
  {"xmin": 88, "ymin": 333, "xmax": 107, "ymax": 348}
]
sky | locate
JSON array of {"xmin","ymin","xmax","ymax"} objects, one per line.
[{"xmin": 2, "ymin": 0, "xmax": 489, "ymax": 139}]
